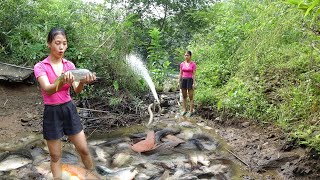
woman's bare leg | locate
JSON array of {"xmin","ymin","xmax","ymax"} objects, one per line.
[
  {"xmin": 47, "ymin": 140, "xmax": 62, "ymax": 179},
  {"xmin": 188, "ymin": 89, "xmax": 194, "ymax": 113},
  {"xmin": 182, "ymin": 89, "xmax": 188, "ymax": 112},
  {"xmin": 68, "ymin": 130, "xmax": 93, "ymax": 170}
]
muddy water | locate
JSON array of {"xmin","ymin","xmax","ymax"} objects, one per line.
[
  {"xmin": 88, "ymin": 113, "xmax": 283, "ymax": 179},
  {"xmin": 0, "ymin": 110, "xmax": 283, "ymax": 179}
]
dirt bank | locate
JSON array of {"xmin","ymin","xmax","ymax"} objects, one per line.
[
  {"xmin": 0, "ymin": 82, "xmax": 43, "ymax": 143},
  {"xmin": 198, "ymin": 108, "xmax": 320, "ymax": 179}
]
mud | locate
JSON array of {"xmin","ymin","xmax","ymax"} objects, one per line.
[
  {"xmin": 198, "ymin": 108, "xmax": 320, "ymax": 179},
  {"xmin": 0, "ymin": 81, "xmax": 43, "ymax": 143}
]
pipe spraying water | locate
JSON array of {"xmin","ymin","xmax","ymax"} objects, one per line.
[{"xmin": 125, "ymin": 54, "xmax": 160, "ymax": 103}]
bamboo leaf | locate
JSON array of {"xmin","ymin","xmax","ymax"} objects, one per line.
[
  {"xmin": 304, "ymin": 0, "xmax": 319, "ymax": 17},
  {"xmin": 286, "ymin": 0, "xmax": 303, "ymax": 5}
]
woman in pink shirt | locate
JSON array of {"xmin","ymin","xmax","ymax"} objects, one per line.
[
  {"xmin": 178, "ymin": 50, "xmax": 196, "ymax": 117},
  {"xmin": 34, "ymin": 28, "xmax": 96, "ymax": 179}
]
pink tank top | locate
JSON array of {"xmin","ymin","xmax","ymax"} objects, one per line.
[
  {"xmin": 34, "ymin": 56, "xmax": 75, "ymax": 105},
  {"xmin": 180, "ymin": 61, "xmax": 196, "ymax": 78}
]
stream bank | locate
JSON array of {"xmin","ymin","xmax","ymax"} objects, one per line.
[{"xmin": 198, "ymin": 108, "xmax": 320, "ymax": 179}]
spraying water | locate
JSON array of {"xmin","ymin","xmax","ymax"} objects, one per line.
[{"xmin": 126, "ymin": 54, "xmax": 160, "ymax": 103}]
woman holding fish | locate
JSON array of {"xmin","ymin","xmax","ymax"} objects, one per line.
[
  {"xmin": 34, "ymin": 28, "xmax": 97, "ymax": 179},
  {"xmin": 178, "ymin": 50, "xmax": 197, "ymax": 117}
]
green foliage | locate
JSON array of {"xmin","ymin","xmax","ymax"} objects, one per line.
[
  {"xmin": 127, "ymin": 0, "xmax": 211, "ymax": 65},
  {"xmin": 191, "ymin": 0, "xmax": 320, "ymax": 151},
  {"xmin": 3, "ymin": 0, "xmax": 320, "ymax": 152},
  {"xmin": 147, "ymin": 28, "xmax": 173, "ymax": 87},
  {"xmin": 0, "ymin": 0, "xmax": 147, "ymax": 102},
  {"xmin": 291, "ymin": 125, "xmax": 320, "ymax": 151},
  {"xmin": 113, "ymin": 81, "xmax": 120, "ymax": 91},
  {"xmin": 286, "ymin": 0, "xmax": 320, "ymax": 23},
  {"xmin": 286, "ymin": 0, "xmax": 319, "ymax": 15},
  {"xmin": 109, "ymin": 97, "xmax": 123, "ymax": 106}
]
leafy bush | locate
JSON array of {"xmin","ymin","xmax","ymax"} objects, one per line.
[
  {"xmin": 147, "ymin": 28, "xmax": 174, "ymax": 88},
  {"xmin": 190, "ymin": 0, "xmax": 320, "ymax": 151},
  {"xmin": 0, "ymin": 0, "xmax": 147, "ymax": 101}
]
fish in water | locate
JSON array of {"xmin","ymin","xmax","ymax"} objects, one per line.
[
  {"xmin": 155, "ymin": 128, "xmax": 181, "ymax": 144},
  {"xmin": 131, "ymin": 130, "xmax": 156, "ymax": 153},
  {"xmin": 96, "ymin": 165, "xmax": 138, "ymax": 180},
  {"xmin": 144, "ymin": 140, "xmax": 183, "ymax": 155},
  {"xmin": 34, "ymin": 161, "xmax": 101, "ymax": 179},
  {"xmin": 61, "ymin": 164, "xmax": 101, "ymax": 180},
  {"xmin": 188, "ymin": 153, "xmax": 210, "ymax": 167},
  {"xmin": 191, "ymin": 133, "xmax": 215, "ymax": 142},
  {"xmin": 111, "ymin": 152, "xmax": 132, "ymax": 168},
  {"xmin": 54, "ymin": 69, "xmax": 94, "ymax": 91},
  {"xmin": 90, "ymin": 146, "xmax": 109, "ymax": 163},
  {"xmin": 98, "ymin": 137, "xmax": 130, "ymax": 147},
  {"xmin": 0, "ymin": 149, "xmax": 33, "ymax": 171},
  {"xmin": 0, "ymin": 154, "xmax": 32, "ymax": 171}
]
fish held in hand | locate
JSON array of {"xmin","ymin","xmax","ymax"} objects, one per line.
[{"xmin": 54, "ymin": 69, "xmax": 93, "ymax": 91}]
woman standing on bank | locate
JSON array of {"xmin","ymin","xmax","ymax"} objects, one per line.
[
  {"xmin": 34, "ymin": 28, "xmax": 96, "ymax": 179},
  {"xmin": 178, "ymin": 50, "xmax": 196, "ymax": 117}
]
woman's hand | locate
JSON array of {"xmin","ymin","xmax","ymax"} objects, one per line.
[
  {"xmin": 63, "ymin": 71, "xmax": 75, "ymax": 85},
  {"xmin": 80, "ymin": 72, "xmax": 96, "ymax": 84}
]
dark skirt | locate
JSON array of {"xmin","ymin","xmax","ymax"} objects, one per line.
[
  {"xmin": 43, "ymin": 101, "xmax": 83, "ymax": 140},
  {"xmin": 181, "ymin": 78, "xmax": 193, "ymax": 90}
]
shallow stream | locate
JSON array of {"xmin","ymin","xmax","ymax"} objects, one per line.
[{"xmin": 0, "ymin": 93, "xmax": 283, "ymax": 179}]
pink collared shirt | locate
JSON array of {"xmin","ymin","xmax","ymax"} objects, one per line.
[
  {"xmin": 180, "ymin": 61, "xmax": 196, "ymax": 78},
  {"xmin": 34, "ymin": 56, "xmax": 75, "ymax": 105}
]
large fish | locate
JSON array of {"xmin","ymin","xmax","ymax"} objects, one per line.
[
  {"xmin": 54, "ymin": 69, "xmax": 93, "ymax": 91},
  {"xmin": 155, "ymin": 128, "xmax": 181, "ymax": 144},
  {"xmin": 0, "ymin": 149, "xmax": 33, "ymax": 171},
  {"xmin": 35, "ymin": 163, "xmax": 101, "ymax": 180},
  {"xmin": 96, "ymin": 165, "xmax": 138, "ymax": 180},
  {"xmin": 111, "ymin": 152, "xmax": 132, "ymax": 168},
  {"xmin": 90, "ymin": 146, "xmax": 109, "ymax": 163},
  {"xmin": 0, "ymin": 154, "xmax": 32, "ymax": 171},
  {"xmin": 131, "ymin": 130, "xmax": 156, "ymax": 153},
  {"xmin": 188, "ymin": 152, "xmax": 210, "ymax": 167},
  {"xmin": 61, "ymin": 164, "xmax": 101, "ymax": 180}
]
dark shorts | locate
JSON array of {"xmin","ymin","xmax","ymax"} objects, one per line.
[
  {"xmin": 181, "ymin": 78, "xmax": 193, "ymax": 90},
  {"xmin": 43, "ymin": 101, "xmax": 83, "ymax": 140}
]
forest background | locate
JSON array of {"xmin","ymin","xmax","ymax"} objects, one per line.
[{"xmin": 1, "ymin": 0, "xmax": 320, "ymax": 152}]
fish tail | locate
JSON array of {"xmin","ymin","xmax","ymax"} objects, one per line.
[{"xmin": 54, "ymin": 77, "xmax": 62, "ymax": 92}]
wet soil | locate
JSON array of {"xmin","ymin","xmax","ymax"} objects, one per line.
[
  {"xmin": 0, "ymin": 82, "xmax": 320, "ymax": 179},
  {"xmin": 198, "ymin": 108, "xmax": 320, "ymax": 179},
  {"xmin": 0, "ymin": 82, "xmax": 43, "ymax": 143}
]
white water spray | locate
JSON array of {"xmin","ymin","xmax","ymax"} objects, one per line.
[{"xmin": 126, "ymin": 54, "xmax": 160, "ymax": 103}]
